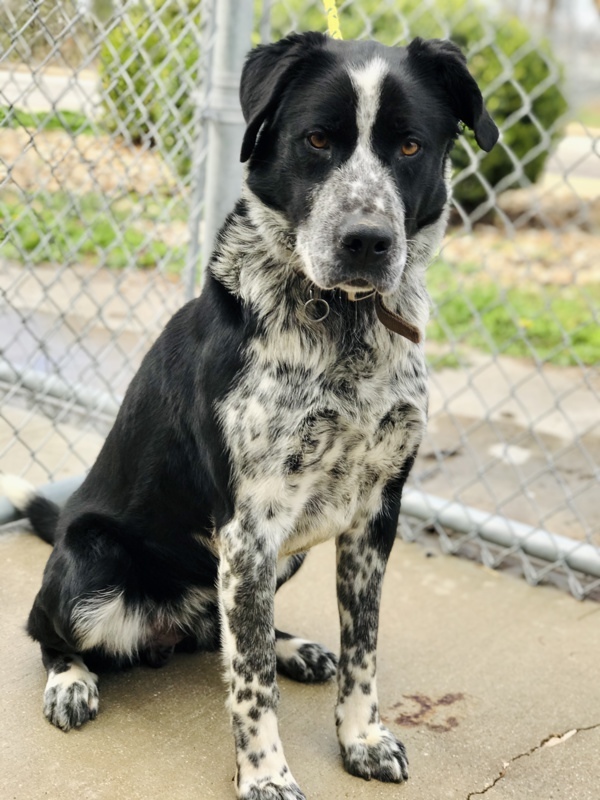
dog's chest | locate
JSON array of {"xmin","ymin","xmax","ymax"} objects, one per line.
[{"xmin": 219, "ymin": 327, "xmax": 427, "ymax": 551}]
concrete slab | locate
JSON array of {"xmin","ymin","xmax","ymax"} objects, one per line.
[{"xmin": 1, "ymin": 528, "xmax": 598, "ymax": 800}]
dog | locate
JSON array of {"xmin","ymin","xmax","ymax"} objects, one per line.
[{"xmin": 2, "ymin": 32, "xmax": 497, "ymax": 800}]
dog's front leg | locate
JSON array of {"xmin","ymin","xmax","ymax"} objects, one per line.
[
  {"xmin": 335, "ymin": 499, "xmax": 409, "ymax": 783},
  {"xmin": 219, "ymin": 521, "xmax": 305, "ymax": 800}
]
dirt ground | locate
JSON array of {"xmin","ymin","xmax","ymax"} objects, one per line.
[
  {"xmin": 0, "ymin": 127, "xmax": 177, "ymax": 196},
  {"xmin": 443, "ymin": 223, "xmax": 600, "ymax": 286}
]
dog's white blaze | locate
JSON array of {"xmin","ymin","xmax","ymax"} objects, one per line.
[
  {"xmin": 348, "ymin": 57, "xmax": 388, "ymax": 148},
  {"xmin": 345, "ymin": 58, "xmax": 398, "ymax": 227}
]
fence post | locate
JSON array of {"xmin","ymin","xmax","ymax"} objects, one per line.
[
  {"xmin": 199, "ymin": 0, "xmax": 254, "ymax": 277},
  {"xmin": 185, "ymin": 0, "xmax": 216, "ymax": 300}
]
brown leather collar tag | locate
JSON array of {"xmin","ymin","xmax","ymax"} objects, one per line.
[{"xmin": 375, "ymin": 293, "xmax": 422, "ymax": 344}]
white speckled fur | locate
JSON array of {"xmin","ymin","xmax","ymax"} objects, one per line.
[{"xmin": 211, "ymin": 56, "xmax": 435, "ymax": 799}]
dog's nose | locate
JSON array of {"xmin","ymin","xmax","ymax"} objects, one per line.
[{"xmin": 339, "ymin": 217, "xmax": 394, "ymax": 269}]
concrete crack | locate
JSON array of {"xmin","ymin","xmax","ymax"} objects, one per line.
[{"xmin": 466, "ymin": 723, "xmax": 600, "ymax": 798}]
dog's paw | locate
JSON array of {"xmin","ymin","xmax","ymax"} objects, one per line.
[
  {"xmin": 43, "ymin": 658, "xmax": 99, "ymax": 731},
  {"xmin": 239, "ymin": 781, "xmax": 306, "ymax": 800},
  {"xmin": 276, "ymin": 637, "xmax": 337, "ymax": 683},
  {"xmin": 341, "ymin": 724, "xmax": 409, "ymax": 783}
]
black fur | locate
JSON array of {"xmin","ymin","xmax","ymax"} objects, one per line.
[{"xmin": 7, "ymin": 32, "xmax": 497, "ymax": 800}]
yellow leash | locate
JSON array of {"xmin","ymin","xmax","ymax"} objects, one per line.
[{"xmin": 323, "ymin": 0, "xmax": 343, "ymax": 39}]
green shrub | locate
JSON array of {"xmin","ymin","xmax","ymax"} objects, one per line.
[
  {"xmin": 99, "ymin": 0, "xmax": 201, "ymax": 175},
  {"xmin": 100, "ymin": 0, "xmax": 567, "ymax": 208},
  {"xmin": 428, "ymin": 260, "xmax": 600, "ymax": 366},
  {"xmin": 396, "ymin": 0, "xmax": 568, "ymax": 210},
  {"xmin": 272, "ymin": 0, "xmax": 567, "ymax": 210}
]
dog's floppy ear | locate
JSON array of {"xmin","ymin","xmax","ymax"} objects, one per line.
[
  {"xmin": 239, "ymin": 31, "xmax": 328, "ymax": 163},
  {"xmin": 407, "ymin": 37, "xmax": 499, "ymax": 152}
]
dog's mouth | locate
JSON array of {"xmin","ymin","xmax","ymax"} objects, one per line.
[{"xmin": 336, "ymin": 278, "xmax": 375, "ymax": 294}]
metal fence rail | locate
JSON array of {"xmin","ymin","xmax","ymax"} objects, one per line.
[{"xmin": 1, "ymin": 0, "xmax": 599, "ymax": 599}]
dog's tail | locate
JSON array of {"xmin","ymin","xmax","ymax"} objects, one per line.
[{"xmin": 0, "ymin": 475, "xmax": 59, "ymax": 546}]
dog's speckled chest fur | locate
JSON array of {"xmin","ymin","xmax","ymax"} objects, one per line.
[{"xmin": 214, "ymin": 201, "xmax": 429, "ymax": 556}]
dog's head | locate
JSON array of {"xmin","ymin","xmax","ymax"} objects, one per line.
[{"xmin": 240, "ymin": 33, "xmax": 497, "ymax": 295}]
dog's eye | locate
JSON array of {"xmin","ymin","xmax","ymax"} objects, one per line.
[
  {"xmin": 400, "ymin": 140, "xmax": 420, "ymax": 157},
  {"xmin": 307, "ymin": 132, "xmax": 330, "ymax": 150}
]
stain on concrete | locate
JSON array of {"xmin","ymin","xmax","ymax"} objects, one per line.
[{"xmin": 386, "ymin": 692, "xmax": 466, "ymax": 732}]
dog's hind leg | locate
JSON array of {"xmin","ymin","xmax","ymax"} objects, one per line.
[
  {"xmin": 40, "ymin": 646, "xmax": 99, "ymax": 731},
  {"xmin": 275, "ymin": 554, "xmax": 337, "ymax": 684},
  {"xmin": 28, "ymin": 587, "xmax": 101, "ymax": 731}
]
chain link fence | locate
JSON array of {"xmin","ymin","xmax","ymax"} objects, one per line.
[{"xmin": 1, "ymin": 0, "xmax": 599, "ymax": 598}]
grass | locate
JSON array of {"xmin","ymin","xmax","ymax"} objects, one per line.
[
  {"xmin": 578, "ymin": 101, "xmax": 600, "ymax": 130},
  {"xmin": 0, "ymin": 190, "xmax": 187, "ymax": 272},
  {"xmin": 0, "ymin": 106, "xmax": 94, "ymax": 135},
  {"xmin": 428, "ymin": 260, "xmax": 600, "ymax": 367}
]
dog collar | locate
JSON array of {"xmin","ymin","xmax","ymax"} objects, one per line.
[
  {"xmin": 373, "ymin": 293, "xmax": 422, "ymax": 344},
  {"xmin": 304, "ymin": 286, "xmax": 422, "ymax": 344}
]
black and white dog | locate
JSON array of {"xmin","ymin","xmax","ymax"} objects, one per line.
[{"xmin": 3, "ymin": 32, "xmax": 497, "ymax": 800}]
